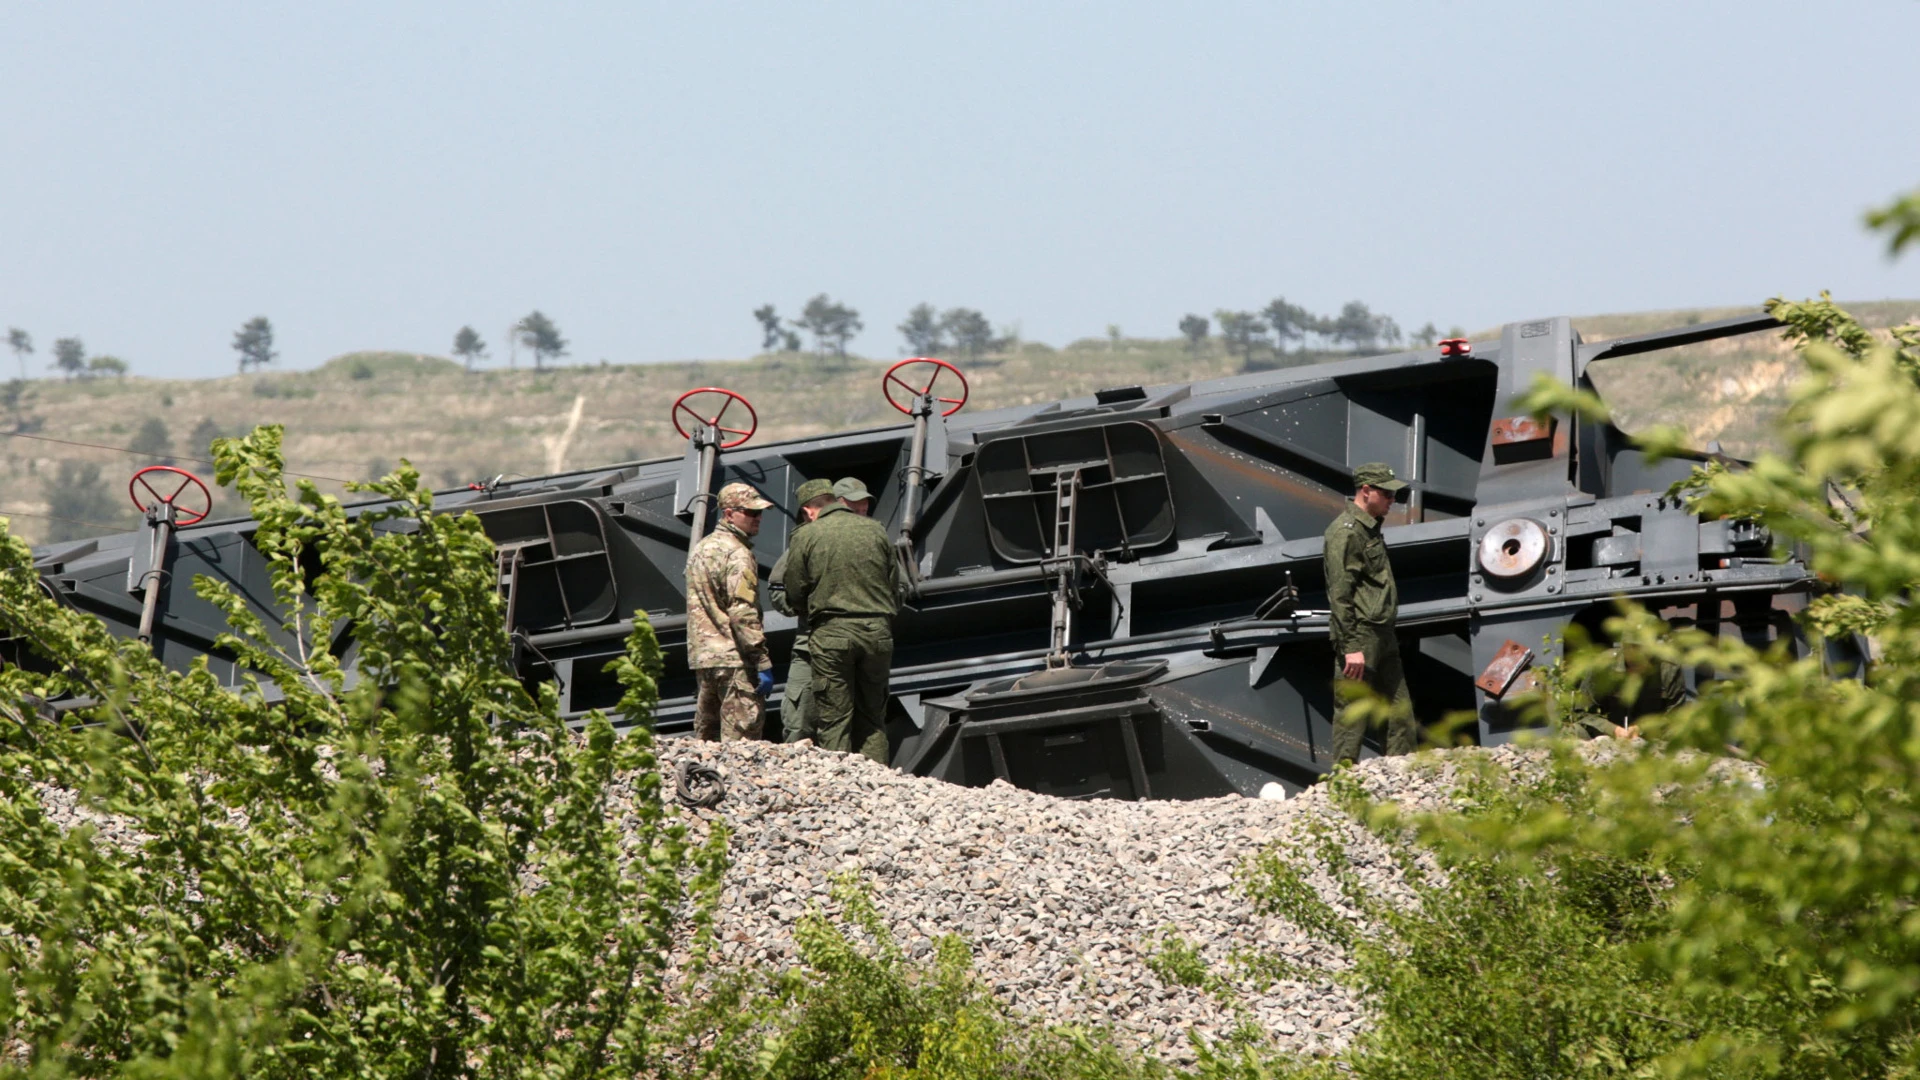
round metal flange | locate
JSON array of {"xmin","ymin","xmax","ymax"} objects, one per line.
[{"xmin": 1478, "ymin": 518, "xmax": 1550, "ymax": 580}]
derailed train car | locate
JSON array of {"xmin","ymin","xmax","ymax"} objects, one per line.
[{"xmin": 16, "ymin": 312, "xmax": 1827, "ymax": 798}]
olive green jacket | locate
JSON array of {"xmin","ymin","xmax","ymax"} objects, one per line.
[
  {"xmin": 1323, "ymin": 502, "xmax": 1398, "ymax": 659},
  {"xmin": 768, "ymin": 537, "xmax": 808, "ymax": 652},
  {"xmin": 783, "ymin": 504, "xmax": 902, "ymax": 624}
]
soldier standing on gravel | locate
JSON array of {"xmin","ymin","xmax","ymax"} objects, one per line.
[
  {"xmin": 1324, "ymin": 462, "xmax": 1417, "ymax": 765},
  {"xmin": 686, "ymin": 481, "xmax": 776, "ymax": 741},
  {"xmin": 783, "ymin": 477, "xmax": 902, "ymax": 763},
  {"xmin": 768, "ymin": 478, "xmax": 839, "ymax": 743}
]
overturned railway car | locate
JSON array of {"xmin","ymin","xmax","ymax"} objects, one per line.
[{"xmin": 18, "ymin": 313, "xmax": 1824, "ymax": 798}]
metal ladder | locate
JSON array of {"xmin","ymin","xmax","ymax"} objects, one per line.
[{"xmin": 1045, "ymin": 468, "xmax": 1082, "ymax": 669}]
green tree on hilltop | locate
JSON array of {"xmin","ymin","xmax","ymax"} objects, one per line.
[
  {"xmin": 1214, "ymin": 309, "xmax": 1268, "ymax": 364},
  {"xmin": 797, "ymin": 294, "xmax": 862, "ymax": 358},
  {"xmin": 1263, "ymin": 297, "xmax": 1315, "ymax": 353},
  {"xmin": 898, "ymin": 302, "xmax": 944, "ymax": 355},
  {"xmin": 50, "ymin": 337, "xmax": 85, "ymax": 380},
  {"xmin": 1179, "ymin": 313, "xmax": 1209, "ymax": 352},
  {"xmin": 6, "ymin": 327, "xmax": 30, "ymax": 380},
  {"xmin": 451, "ymin": 325, "xmax": 487, "ymax": 371},
  {"xmin": 941, "ymin": 307, "xmax": 996, "ymax": 360},
  {"xmin": 514, "ymin": 310, "xmax": 568, "ymax": 370},
  {"xmin": 233, "ymin": 316, "xmax": 277, "ymax": 374},
  {"xmin": 85, "ymin": 354, "xmax": 127, "ymax": 379}
]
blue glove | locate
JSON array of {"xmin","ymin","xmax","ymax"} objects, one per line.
[{"xmin": 756, "ymin": 670, "xmax": 775, "ymax": 698}]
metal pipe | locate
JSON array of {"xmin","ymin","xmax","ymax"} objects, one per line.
[
  {"xmin": 136, "ymin": 509, "xmax": 174, "ymax": 646},
  {"xmin": 522, "ymin": 613, "xmax": 689, "ymax": 650},
  {"xmin": 895, "ymin": 394, "xmax": 934, "ymax": 585},
  {"xmin": 685, "ymin": 426, "xmax": 717, "ymax": 562}
]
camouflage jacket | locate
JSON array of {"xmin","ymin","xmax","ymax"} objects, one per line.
[
  {"xmin": 685, "ymin": 522, "xmax": 770, "ymax": 671},
  {"xmin": 1323, "ymin": 501, "xmax": 1397, "ymax": 659}
]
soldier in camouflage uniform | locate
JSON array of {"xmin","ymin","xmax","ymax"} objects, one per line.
[
  {"xmin": 783, "ymin": 477, "xmax": 902, "ymax": 763},
  {"xmin": 1324, "ymin": 462, "xmax": 1417, "ymax": 765},
  {"xmin": 686, "ymin": 481, "xmax": 775, "ymax": 741},
  {"xmin": 768, "ymin": 478, "xmax": 839, "ymax": 742}
]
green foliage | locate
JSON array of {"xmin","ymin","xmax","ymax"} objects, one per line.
[
  {"xmin": 1233, "ymin": 789, "xmax": 1677, "ymax": 1080},
  {"xmin": 128, "ymin": 417, "xmax": 172, "ymax": 463},
  {"xmin": 796, "ymin": 295, "xmax": 862, "ymax": 359},
  {"xmin": 51, "ymin": 337, "xmax": 86, "ymax": 380},
  {"xmin": 84, "ymin": 356, "xmax": 127, "ymax": 379},
  {"xmin": 514, "ymin": 311, "xmax": 568, "ymax": 371},
  {"xmin": 39, "ymin": 459, "xmax": 130, "ymax": 541},
  {"xmin": 900, "ymin": 303, "xmax": 944, "ymax": 355},
  {"xmin": 452, "ymin": 326, "xmax": 487, "ymax": 371},
  {"xmin": 6, "ymin": 327, "xmax": 31, "ymax": 380},
  {"xmin": 1233, "ymin": 289, "xmax": 1920, "ymax": 1079},
  {"xmin": 186, "ymin": 417, "xmax": 223, "ymax": 459},
  {"xmin": 1867, "ymin": 186, "xmax": 1920, "ymax": 256},
  {"xmin": 1178, "ymin": 315, "xmax": 1209, "ymax": 352},
  {"xmin": 0, "ymin": 425, "xmax": 724, "ymax": 1077},
  {"xmin": 232, "ymin": 316, "xmax": 276, "ymax": 374}
]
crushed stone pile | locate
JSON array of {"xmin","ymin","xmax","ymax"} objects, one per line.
[
  {"xmin": 646, "ymin": 740, "xmax": 1551, "ymax": 1064},
  {"xmin": 32, "ymin": 733, "xmax": 1562, "ymax": 1065}
]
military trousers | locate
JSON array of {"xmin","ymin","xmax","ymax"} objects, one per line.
[
  {"xmin": 1330, "ymin": 632, "xmax": 1416, "ymax": 765},
  {"xmin": 694, "ymin": 665, "xmax": 764, "ymax": 742},
  {"xmin": 781, "ymin": 644, "xmax": 816, "ymax": 744},
  {"xmin": 808, "ymin": 616, "xmax": 892, "ymax": 764}
]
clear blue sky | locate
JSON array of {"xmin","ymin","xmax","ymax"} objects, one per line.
[{"xmin": 3, "ymin": 2, "xmax": 1916, "ymax": 379}]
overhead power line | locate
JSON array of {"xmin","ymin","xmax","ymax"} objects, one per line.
[
  {"xmin": 0, "ymin": 505, "xmax": 128, "ymax": 532},
  {"xmin": 1, "ymin": 429, "xmax": 351, "ymax": 483}
]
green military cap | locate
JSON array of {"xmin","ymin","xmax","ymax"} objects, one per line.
[
  {"xmin": 1353, "ymin": 462, "xmax": 1408, "ymax": 492},
  {"xmin": 832, "ymin": 477, "xmax": 873, "ymax": 501},
  {"xmin": 717, "ymin": 481, "xmax": 774, "ymax": 511},
  {"xmin": 795, "ymin": 478, "xmax": 836, "ymax": 505}
]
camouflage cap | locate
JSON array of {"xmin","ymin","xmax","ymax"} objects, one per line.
[
  {"xmin": 795, "ymin": 478, "xmax": 836, "ymax": 505},
  {"xmin": 832, "ymin": 477, "xmax": 873, "ymax": 501},
  {"xmin": 1353, "ymin": 462, "xmax": 1407, "ymax": 492},
  {"xmin": 718, "ymin": 481, "xmax": 774, "ymax": 512}
]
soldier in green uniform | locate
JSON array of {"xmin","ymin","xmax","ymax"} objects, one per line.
[
  {"xmin": 685, "ymin": 481, "xmax": 775, "ymax": 741},
  {"xmin": 783, "ymin": 477, "xmax": 902, "ymax": 763},
  {"xmin": 1323, "ymin": 462, "xmax": 1417, "ymax": 765},
  {"xmin": 1566, "ymin": 643, "xmax": 1690, "ymax": 739},
  {"xmin": 768, "ymin": 478, "xmax": 839, "ymax": 743}
]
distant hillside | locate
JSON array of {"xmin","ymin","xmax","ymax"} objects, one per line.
[{"xmin": 4, "ymin": 299, "xmax": 1915, "ymax": 545}]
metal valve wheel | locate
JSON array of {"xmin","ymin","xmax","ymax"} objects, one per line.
[
  {"xmin": 672, "ymin": 387, "xmax": 758, "ymax": 449},
  {"xmin": 127, "ymin": 466, "xmax": 213, "ymax": 526},
  {"xmin": 883, "ymin": 357, "xmax": 969, "ymax": 417}
]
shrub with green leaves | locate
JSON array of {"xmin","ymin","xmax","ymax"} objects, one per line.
[
  {"xmin": 0, "ymin": 424, "xmax": 726, "ymax": 1078},
  {"xmin": 1213, "ymin": 288, "xmax": 1920, "ymax": 1080}
]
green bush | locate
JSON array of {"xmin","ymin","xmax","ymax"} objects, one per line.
[{"xmin": 0, "ymin": 426, "xmax": 726, "ymax": 1077}]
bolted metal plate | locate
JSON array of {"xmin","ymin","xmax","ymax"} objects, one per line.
[
  {"xmin": 1474, "ymin": 639, "xmax": 1535, "ymax": 697},
  {"xmin": 1479, "ymin": 517, "xmax": 1551, "ymax": 579}
]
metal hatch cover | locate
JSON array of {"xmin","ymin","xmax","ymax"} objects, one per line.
[{"xmin": 974, "ymin": 420, "xmax": 1176, "ymax": 563}]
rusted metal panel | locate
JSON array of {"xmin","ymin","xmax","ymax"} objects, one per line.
[
  {"xmin": 1490, "ymin": 415, "xmax": 1555, "ymax": 446},
  {"xmin": 1474, "ymin": 638, "xmax": 1534, "ymax": 697}
]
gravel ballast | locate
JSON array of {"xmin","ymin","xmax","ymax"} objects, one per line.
[{"xmin": 649, "ymin": 739, "xmax": 1541, "ymax": 1063}]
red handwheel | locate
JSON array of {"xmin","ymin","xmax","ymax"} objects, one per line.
[
  {"xmin": 883, "ymin": 357, "xmax": 969, "ymax": 417},
  {"xmin": 671, "ymin": 387, "xmax": 758, "ymax": 449},
  {"xmin": 128, "ymin": 465, "xmax": 213, "ymax": 526}
]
